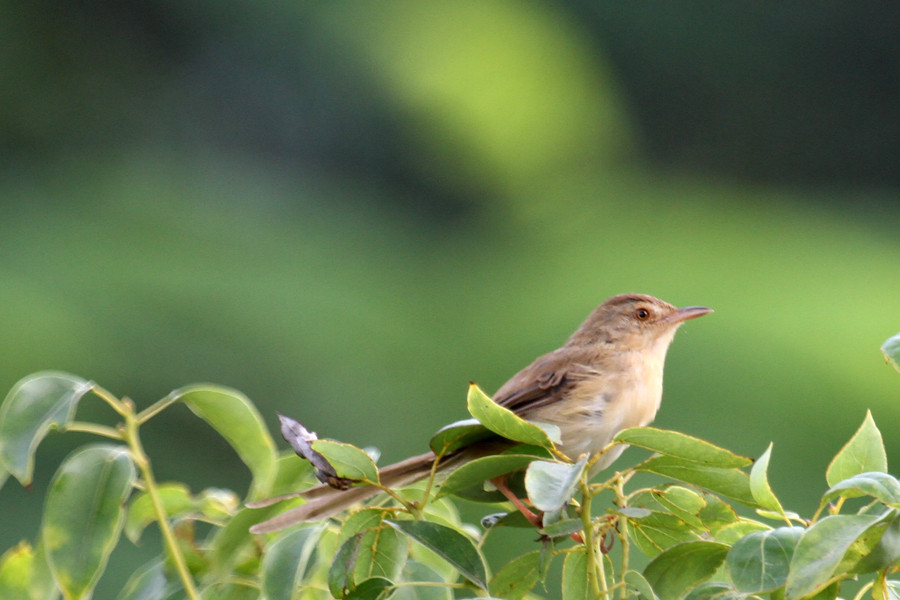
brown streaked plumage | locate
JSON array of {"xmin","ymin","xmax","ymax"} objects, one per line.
[{"xmin": 250, "ymin": 294, "xmax": 712, "ymax": 533}]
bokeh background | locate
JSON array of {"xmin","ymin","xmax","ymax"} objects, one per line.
[{"xmin": 3, "ymin": 1, "xmax": 900, "ymax": 595}]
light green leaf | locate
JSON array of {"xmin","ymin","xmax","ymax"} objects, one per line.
[
  {"xmin": 125, "ymin": 483, "xmax": 195, "ymax": 543},
  {"xmin": 312, "ymin": 439, "xmax": 379, "ymax": 483},
  {"xmin": 173, "ymin": 385, "xmax": 278, "ymax": 499},
  {"xmin": 624, "ymin": 570, "xmax": 660, "ymax": 600},
  {"xmin": 437, "ymin": 454, "xmax": 536, "ymax": 502},
  {"xmin": 42, "ymin": 444, "xmax": 136, "ymax": 600},
  {"xmin": 726, "ymin": 526, "xmax": 803, "ymax": 593},
  {"xmin": 627, "ymin": 510, "xmax": 703, "ymax": 558},
  {"xmin": 643, "ymin": 541, "xmax": 729, "ymax": 600},
  {"xmin": 713, "ymin": 519, "xmax": 770, "ymax": 545},
  {"xmin": 562, "ymin": 551, "xmax": 592, "ymax": 600},
  {"xmin": 386, "ymin": 520, "xmax": 487, "ymax": 589},
  {"xmin": 539, "ymin": 518, "xmax": 584, "ymax": 539},
  {"xmin": 489, "ymin": 551, "xmax": 541, "ymax": 600},
  {"xmin": 825, "ymin": 410, "xmax": 887, "ymax": 487},
  {"xmin": 750, "ymin": 443, "xmax": 786, "ymax": 517},
  {"xmin": 785, "ymin": 513, "xmax": 881, "ymax": 600},
  {"xmin": 682, "ymin": 581, "xmax": 742, "ymax": 600},
  {"xmin": 882, "ymin": 332, "xmax": 900, "ymax": 372},
  {"xmin": 637, "ymin": 456, "xmax": 757, "ymax": 506},
  {"xmin": 843, "ymin": 510, "xmax": 900, "ymax": 575},
  {"xmin": 525, "ymin": 457, "xmax": 585, "ymax": 512},
  {"xmin": 0, "ymin": 371, "xmax": 92, "ymax": 485},
  {"xmin": 466, "ymin": 383, "xmax": 555, "ymax": 449},
  {"xmin": 261, "ymin": 525, "xmax": 325, "ymax": 600},
  {"xmin": 614, "ymin": 427, "xmax": 751, "ymax": 468},
  {"xmin": 0, "ymin": 540, "xmax": 57, "ymax": 600},
  {"xmin": 428, "ymin": 418, "xmax": 494, "ymax": 456},
  {"xmin": 820, "ymin": 471, "xmax": 900, "ymax": 509},
  {"xmin": 116, "ymin": 559, "xmax": 171, "ymax": 600}
]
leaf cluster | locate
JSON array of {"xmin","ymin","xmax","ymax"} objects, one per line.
[{"xmin": 0, "ymin": 331, "xmax": 898, "ymax": 599}]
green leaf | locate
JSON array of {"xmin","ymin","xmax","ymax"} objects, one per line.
[
  {"xmin": 344, "ymin": 577, "xmax": 393, "ymax": 600},
  {"xmin": 466, "ymin": 383, "xmax": 555, "ymax": 449},
  {"xmin": 614, "ymin": 427, "xmax": 751, "ymax": 468},
  {"xmin": 525, "ymin": 457, "xmax": 586, "ymax": 512},
  {"xmin": 624, "ymin": 570, "xmax": 660, "ymax": 600},
  {"xmin": 749, "ymin": 443, "xmax": 786, "ymax": 517},
  {"xmin": 842, "ymin": 510, "xmax": 900, "ymax": 575},
  {"xmin": 0, "ymin": 540, "xmax": 57, "ymax": 600},
  {"xmin": 784, "ymin": 513, "xmax": 881, "ymax": 600},
  {"xmin": 820, "ymin": 471, "xmax": 900, "ymax": 508},
  {"xmin": 173, "ymin": 385, "xmax": 278, "ymax": 499},
  {"xmin": 563, "ymin": 551, "xmax": 592, "ymax": 600},
  {"xmin": 395, "ymin": 561, "xmax": 452, "ymax": 600},
  {"xmin": 42, "ymin": 444, "xmax": 136, "ymax": 600},
  {"xmin": 539, "ymin": 518, "xmax": 584, "ymax": 539},
  {"xmin": 655, "ymin": 486, "xmax": 708, "ymax": 530},
  {"xmin": 386, "ymin": 520, "xmax": 487, "ymax": 589},
  {"xmin": 428, "ymin": 418, "xmax": 494, "ymax": 456},
  {"xmin": 329, "ymin": 522, "xmax": 407, "ymax": 599},
  {"xmin": 199, "ymin": 581, "xmax": 258, "ymax": 600},
  {"xmin": 437, "ymin": 454, "xmax": 536, "ymax": 502},
  {"xmin": 116, "ymin": 559, "xmax": 172, "ymax": 600},
  {"xmin": 682, "ymin": 581, "xmax": 742, "ymax": 600},
  {"xmin": 643, "ymin": 541, "xmax": 729, "ymax": 600},
  {"xmin": 0, "ymin": 371, "xmax": 92, "ymax": 485},
  {"xmin": 489, "ymin": 551, "xmax": 542, "ymax": 600},
  {"xmin": 262, "ymin": 525, "xmax": 325, "ymax": 600},
  {"xmin": 312, "ymin": 440, "xmax": 379, "ymax": 483},
  {"xmin": 825, "ymin": 410, "xmax": 887, "ymax": 487},
  {"xmin": 882, "ymin": 332, "xmax": 900, "ymax": 372},
  {"xmin": 626, "ymin": 510, "xmax": 703, "ymax": 558},
  {"xmin": 713, "ymin": 519, "xmax": 771, "ymax": 545},
  {"xmin": 637, "ymin": 456, "xmax": 757, "ymax": 506},
  {"xmin": 125, "ymin": 483, "xmax": 195, "ymax": 543},
  {"xmin": 726, "ymin": 526, "xmax": 803, "ymax": 593}
]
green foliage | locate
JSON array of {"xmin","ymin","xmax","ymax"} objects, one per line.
[{"xmin": 0, "ymin": 332, "xmax": 899, "ymax": 598}]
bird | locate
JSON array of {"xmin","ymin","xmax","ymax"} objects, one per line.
[{"xmin": 250, "ymin": 293, "xmax": 712, "ymax": 533}]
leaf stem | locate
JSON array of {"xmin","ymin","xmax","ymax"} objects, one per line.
[
  {"xmin": 90, "ymin": 384, "xmax": 130, "ymax": 417},
  {"xmin": 136, "ymin": 391, "xmax": 182, "ymax": 424},
  {"xmin": 63, "ymin": 421, "xmax": 123, "ymax": 440},
  {"xmin": 122, "ymin": 400, "xmax": 201, "ymax": 600},
  {"xmin": 579, "ymin": 479, "xmax": 604, "ymax": 598}
]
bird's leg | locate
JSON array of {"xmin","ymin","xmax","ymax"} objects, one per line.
[{"xmin": 490, "ymin": 475, "xmax": 542, "ymax": 527}]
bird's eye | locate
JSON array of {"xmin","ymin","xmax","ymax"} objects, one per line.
[{"xmin": 635, "ymin": 308, "xmax": 650, "ymax": 320}]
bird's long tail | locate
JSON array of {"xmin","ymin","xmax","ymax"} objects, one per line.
[{"xmin": 249, "ymin": 451, "xmax": 438, "ymax": 533}]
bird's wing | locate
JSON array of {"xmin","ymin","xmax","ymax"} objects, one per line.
[{"xmin": 493, "ymin": 347, "xmax": 600, "ymax": 416}]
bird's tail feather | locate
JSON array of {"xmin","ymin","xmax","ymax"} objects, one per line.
[{"xmin": 249, "ymin": 451, "xmax": 438, "ymax": 533}]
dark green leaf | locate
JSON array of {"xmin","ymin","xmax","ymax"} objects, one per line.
[
  {"xmin": 785, "ymin": 513, "xmax": 881, "ymax": 600},
  {"xmin": 562, "ymin": 551, "xmax": 591, "ymax": 600},
  {"xmin": 489, "ymin": 551, "xmax": 542, "ymax": 600},
  {"xmin": 820, "ymin": 471, "xmax": 900, "ymax": 508},
  {"xmin": 614, "ymin": 427, "xmax": 751, "ymax": 468},
  {"xmin": 466, "ymin": 383, "xmax": 556, "ymax": 449},
  {"xmin": 42, "ymin": 444, "xmax": 136, "ymax": 600},
  {"xmin": 329, "ymin": 524, "xmax": 407, "ymax": 599},
  {"xmin": 843, "ymin": 510, "xmax": 900, "ymax": 575},
  {"xmin": 428, "ymin": 418, "xmax": 494, "ymax": 456},
  {"xmin": 882, "ymin": 332, "xmax": 900, "ymax": 372},
  {"xmin": 643, "ymin": 541, "xmax": 729, "ymax": 600},
  {"xmin": 437, "ymin": 454, "xmax": 536, "ymax": 502},
  {"xmin": 525, "ymin": 458, "xmax": 585, "ymax": 512},
  {"xmin": 637, "ymin": 456, "xmax": 756, "ymax": 506},
  {"xmin": 345, "ymin": 577, "xmax": 393, "ymax": 600},
  {"xmin": 825, "ymin": 410, "xmax": 887, "ymax": 487},
  {"xmin": 174, "ymin": 385, "xmax": 278, "ymax": 499},
  {"xmin": 749, "ymin": 443, "xmax": 786, "ymax": 516},
  {"xmin": 198, "ymin": 581, "xmax": 258, "ymax": 600},
  {"xmin": 726, "ymin": 526, "xmax": 803, "ymax": 593},
  {"xmin": 386, "ymin": 520, "xmax": 487, "ymax": 589},
  {"xmin": 312, "ymin": 440, "xmax": 379, "ymax": 484},
  {"xmin": 0, "ymin": 371, "xmax": 92, "ymax": 485},
  {"xmin": 262, "ymin": 525, "xmax": 326, "ymax": 600}
]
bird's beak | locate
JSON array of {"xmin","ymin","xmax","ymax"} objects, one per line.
[{"xmin": 666, "ymin": 305, "xmax": 714, "ymax": 324}]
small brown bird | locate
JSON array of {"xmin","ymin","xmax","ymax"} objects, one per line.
[{"xmin": 251, "ymin": 294, "xmax": 712, "ymax": 532}]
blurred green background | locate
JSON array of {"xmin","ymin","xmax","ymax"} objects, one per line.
[{"xmin": 3, "ymin": 1, "xmax": 900, "ymax": 595}]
